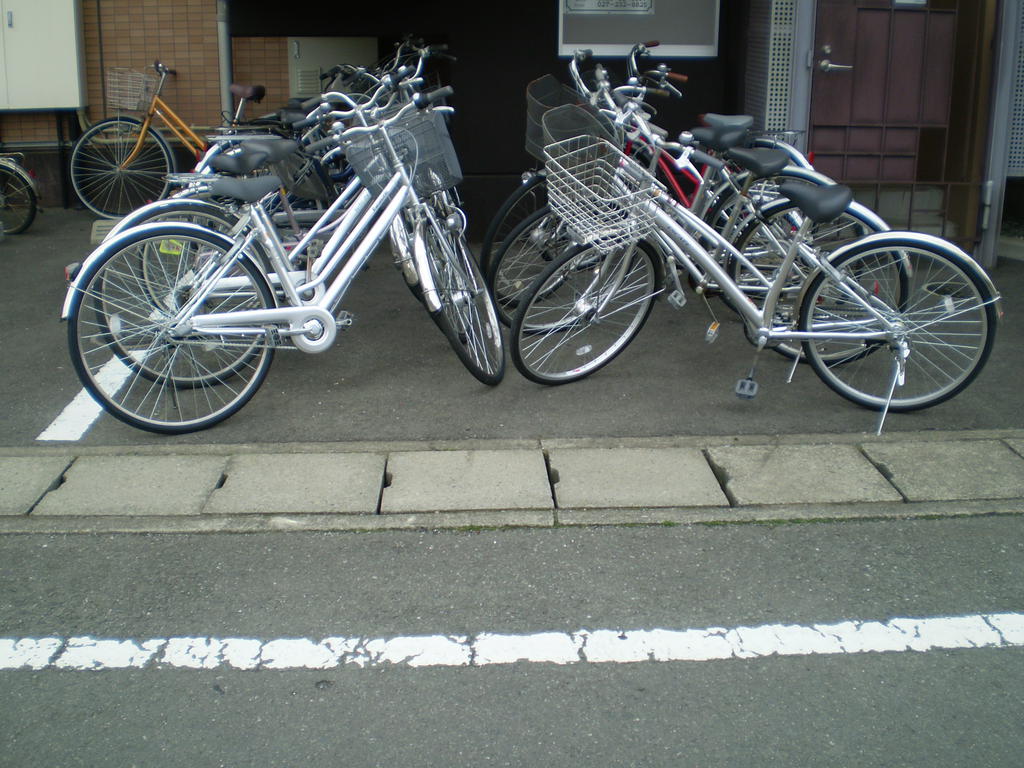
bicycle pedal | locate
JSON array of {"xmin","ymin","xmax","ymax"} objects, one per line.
[
  {"xmin": 667, "ymin": 289, "xmax": 686, "ymax": 309},
  {"xmin": 335, "ymin": 312, "xmax": 354, "ymax": 330},
  {"xmin": 735, "ymin": 377, "xmax": 759, "ymax": 400},
  {"xmin": 705, "ymin": 321, "xmax": 720, "ymax": 344}
]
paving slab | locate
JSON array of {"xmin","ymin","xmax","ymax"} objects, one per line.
[
  {"xmin": 706, "ymin": 444, "xmax": 901, "ymax": 506},
  {"xmin": 380, "ymin": 449, "xmax": 552, "ymax": 514},
  {"xmin": 548, "ymin": 447, "xmax": 728, "ymax": 509},
  {"xmin": 1006, "ymin": 439, "xmax": 1024, "ymax": 459},
  {"xmin": 32, "ymin": 455, "xmax": 228, "ymax": 516},
  {"xmin": 203, "ymin": 453, "xmax": 386, "ymax": 515},
  {"xmin": 861, "ymin": 440, "xmax": 1024, "ymax": 502},
  {"xmin": 0, "ymin": 457, "xmax": 73, "ymax": 516}
]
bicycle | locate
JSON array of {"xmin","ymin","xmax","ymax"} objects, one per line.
[
  {"xmin": 0, "ymin": 151, "xmax": 38, "ymax": 235},
  {"xmin": 509, "ymin": 133, "xmax": 1000, "ymax": 433},
  {"xmin": 68, "ymin": 62, "xmax": 215, "ymax": 218},
  {"xmin": 62, "ymin": 75, "xmax": 504, "ymax": 434}
]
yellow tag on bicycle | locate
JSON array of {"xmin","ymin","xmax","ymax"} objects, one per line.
[{"xmin": 158, "ymin": 239, "xmax": 184, "ymax": 255}]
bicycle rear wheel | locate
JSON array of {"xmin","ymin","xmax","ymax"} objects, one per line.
[
  {"xmin": 511, "ymin": 240, "xmax": 661, "ymax": 385},
  {"xmin": 0, "ymin": 161, "xmax": 38, "ymax": 234},
  {"xmin": 71, "ymin": 116, "xmax": 175, "ymax": 218},
  {"xmin": 487, "ymin": 206, "xmax": 571, "ymax": 326},
  {"xmin": 68, "ymin": 226, "xmax": 275, "ymax": 433},
  {"xmin": 479, "ymin": 172, "xmax": 547, "ymax": 277},
  {"xmin": 799, "ymin": 238, "xmax": 997, "ymax": 412},
  {"xmin": 425, "ymin": 219, "xmax": 506, "ymax": 385}
]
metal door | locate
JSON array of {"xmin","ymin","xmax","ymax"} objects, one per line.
[{"xmin": 808, "ymin": 0, "xmax": 996, "ymax": 255}]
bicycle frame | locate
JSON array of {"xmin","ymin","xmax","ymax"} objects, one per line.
[
  {"xmin": 645, "ymin": 196, "xmax": 903, "ymax": 347},
  {"xmin": 122, "ymin": 90, "xmax": 208, "ymax": 168}
]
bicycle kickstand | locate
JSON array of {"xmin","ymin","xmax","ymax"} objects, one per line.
[{"xmin": 875, "ymin": 342, "xmax": 909, "ymax": 435}]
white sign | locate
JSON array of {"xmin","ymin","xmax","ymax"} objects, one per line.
[{"xmin": 566, "ymin": 0, "xmax": 655, "ymax": 14}]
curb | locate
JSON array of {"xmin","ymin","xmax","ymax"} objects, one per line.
[{"xmin": 2, "ymin": 430, "xmax": 1023, "ymax": 535}]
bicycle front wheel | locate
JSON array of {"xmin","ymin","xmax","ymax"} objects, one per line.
[
  {"xmin": 71, "ymin": 117, "xmax": 175, "ymax": 218},
  {"xmin": 511, "ymin": 240, "xmax": 661, "ymax": 385},
  {"xmin": 68, "ymin": 226, "xmax": 275, "ymax": 433},
  {"xmin": 0, "ymin": 162, "xmax": 38, "ymax": 234},
  {"xmin": 728, "ymin": 198, "xmax": 888, "ymax": 359},
  {"xmin": 425, "ymin": 221, "xmax": 506, "ymax": 385},
  {"xmin": 799, "ymin": 238, "xmax": 997, "ymax": 412}
]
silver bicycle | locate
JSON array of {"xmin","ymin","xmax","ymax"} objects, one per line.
[
  {"xmin": 510, "ymin": 134, "xmax": 1001, "ymax": 432},
  {"xmin": 62, "ymin": 81, "xmax": 504, "ymax": 434}
]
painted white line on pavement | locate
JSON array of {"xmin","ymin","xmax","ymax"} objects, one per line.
[
  {"xmin": 2, "ymin": 612, "xmax": 1022, "ymax": 671},
  {"xmin": 36, "ymin": 358, "xmax": 130, "ymax": 442}
]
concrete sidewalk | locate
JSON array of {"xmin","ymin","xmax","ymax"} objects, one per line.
[{"xmin": 3, "ymin": 430, "xmax": 1023, "ymax": 534}]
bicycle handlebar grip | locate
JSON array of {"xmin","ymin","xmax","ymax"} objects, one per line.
[
  {"xmin": 413, "ymin": 85, "xmax": 454, "ymax": 109},
  {"xmin": 293, "ymin": 106, "xmax": 328, "ymax": 130},
  {"xmin": 644, "ymin": 40, "xmax": 660, "ymax": 48},
  {"xmin": 392, "ymin": 64, "xmax": 416, "ymax": 81},
  {"xmin": 646, "ymin": 88, "xmax": 672, "ymax": 99},
  {"xmin": 307, "ymin": 134, "xmax": 339, "ymax": 153},
  {"xmin": 691, "ymin": 149, "xmax": 725, "ymax": 171},
  {"xmin": 667, "ymin": 72, "xmax": 689, "ymax": 84},
  {"xmin": 299, "ymin": 95, "xmax": 322, "ymax": 111}
]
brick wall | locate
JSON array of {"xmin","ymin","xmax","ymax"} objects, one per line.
[
  {"xmin": 0, "ymin": 0, "xmax": 222, "ymax": 145},
  {"xmin": 231, "ymin": 37, "xmax": 290, "ymax": 113}
]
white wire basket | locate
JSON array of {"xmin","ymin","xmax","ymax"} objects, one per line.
[
  {"xmin": 106, "ymin": 68, "xmax": 157, "ymax": 112},
  {"xmin": 543, "ymin": 135, "xmax": 659, "ymax": 253}
]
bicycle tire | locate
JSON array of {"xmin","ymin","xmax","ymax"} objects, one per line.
[
  {"xmin": 511, "ymin": 240, "xmax": 661, "ymax": 385},
  {"xmin": 68, "ymin": 224, "xmax": 275, "ymax": 433},
  {"xmin": 487, "ymin": 206, "xmax": 572, "ymax": 326},
  {"xmin": 480, "ymin": 172, "xmax": 547, "ymax": 277},
  {"xmin": 799, "ymin": 236, "xmax": 997, "ymax": 412},
  {"xmin": 424, "ymin": 219, "xmax": 506, "ymax": 385},
  {"xmin": 71, "ymin": 116, "xmax": 176, "ymax": 218},
  {"xmin": 0, "ymin": 161, "xmax": 38, "ymax": 234}
]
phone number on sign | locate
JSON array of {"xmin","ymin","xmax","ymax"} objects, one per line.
[{"xmin": 566, "ymin": 0, "xmax": 655, "ymax": 13}]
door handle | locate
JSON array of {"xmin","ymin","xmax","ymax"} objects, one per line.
[{"xmin": 819, "ymin": 59, "xmax": 853, "ymax": 73}]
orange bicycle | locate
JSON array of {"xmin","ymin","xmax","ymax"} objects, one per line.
[{"xmin": 69, "ymin": 61, "xmax": 210, "ymax": 218}]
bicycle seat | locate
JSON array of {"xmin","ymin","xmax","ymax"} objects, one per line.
[
  {"xmin": 725, "ymin": 147, "xmax": 790, "ymax": 179},
  {"xmin": 208, "ymin": 175, "xmax": 282, "ymax": 203},
  {"xmin": 702, "ymin": 113, "xmax": 754, "ymax": 131},
  {"xmin": 207, "ymin": 150, "xmax": 270, "ymax": 175},
  {"xmin": 689, "ymin": 124, "xmax": 747, "ymax": 153},
  {"xmin": 242, "ymin": 138, "xmax": 300, "ymax": 163},
  {"xmin": 777, "ymin": 181, "xmax": 853, "ymax": 223},
  {"xmin": 230, "ymin": 83, "xmax": 266, "ymax": 103}
]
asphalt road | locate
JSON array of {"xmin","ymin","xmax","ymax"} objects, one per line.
[
  {"xmin": 3, "ymin": 209, "xmax": 1023, "ymax": 447},
  {"xmin": 2, "ymin": 517, "xmax": 1022, "ymax": 766}
]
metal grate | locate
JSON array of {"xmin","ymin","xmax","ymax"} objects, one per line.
[
  {"xmin": 1008, "ymin": 1, "xmax": 1024, "ymax": 176},
  {"xmin": 744, "ymin": 0, "xmax": 797, "ymax": 133}
]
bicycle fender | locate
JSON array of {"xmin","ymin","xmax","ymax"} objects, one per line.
[
  {"xmin": 61, "ymin": 222, "xmax": 255, "ymax": 320},
  {"xmin": 794, "ymin": 230, "xmax": 1002, "ymax": 321},
  {"xmin": 0, "ymin": 158, "xmax": 38, "ymax": 193},
  {"xmin": 102, "ymin": 198, "xmax": 235, "ymax": 242}
]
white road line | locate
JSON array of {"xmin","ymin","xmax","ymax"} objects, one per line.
[
  {"xmin": 36, "ymin": 358, "xmax": 130, "ymax": 442},
  {"xmin": 2, "ymin": 612, "xmax": 1021, "ymax": 671}
]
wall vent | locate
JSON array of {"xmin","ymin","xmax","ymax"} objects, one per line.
[
  {"xmin": 1008, "ymin": 1, "xmax": 1024, "ymax": 176},
  {"xmin": 744, "ymin": 0, "xmax": 797, "ymax": 133}
]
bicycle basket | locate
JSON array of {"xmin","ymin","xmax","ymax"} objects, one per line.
[
  {"xmin": 344, "ymin": 108, "xmax": 462, "ymax": 197},
  {"xmin": 525, "ymin": 75, "xmax": 585, "ymax": 161},
  {"xmin": 106, "ymin": 68, "xmax": 157, "ymax": 112},
  {"xmin": 540, "ymin": 104, "xmax": 623, "ymax": 151},
  {"xmin": 543, "ymin": 134, "xmax": 659, "ymax": 253}
]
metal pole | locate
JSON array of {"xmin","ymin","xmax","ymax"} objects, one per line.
[{"xmin": 217, "ymin": 0, "xmax": 232, "ymax": 119}]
